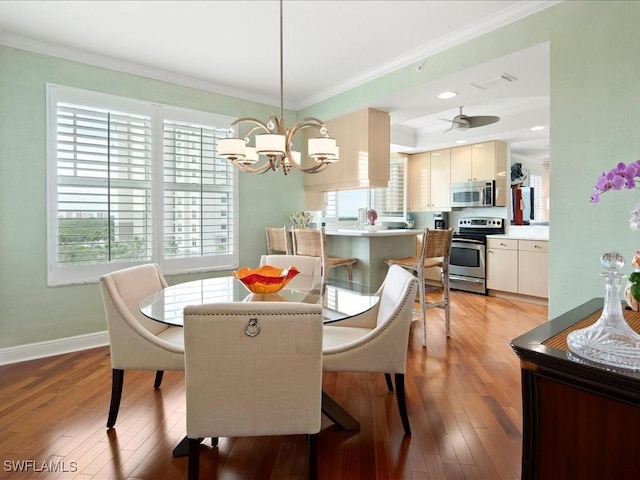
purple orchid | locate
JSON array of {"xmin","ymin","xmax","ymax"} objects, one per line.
[{"xmin": 590, "ymin": 161, "xmax": 640, "ymax": 203}]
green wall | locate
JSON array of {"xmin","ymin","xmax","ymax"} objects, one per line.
[
  {"xmin": 2, "ymin": 1, "xmax": 639, "ymax": 350},
  {"xmin": 0, "ymin": 46, "xmax": 303, "ymax": 348}
]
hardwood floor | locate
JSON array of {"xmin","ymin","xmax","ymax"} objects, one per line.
[{"xmin": 0, "ymin": 291, "xmax": 546, "ymax": 479}]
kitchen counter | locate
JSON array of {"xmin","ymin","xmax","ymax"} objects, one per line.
[
  {"xmin": 325, "ymin": 228, "xmax": 420, "ymax": 237},
  {"xmin": 324, "ymin": 229, "xmax": 419, "ymax": 289},
  {"xmin": 492, "ymin": 226, "xmax": 549, "ymax": 241},
  {"xmin": 492, "ymin": 233, "xmax": 549, "ymax": 241}
]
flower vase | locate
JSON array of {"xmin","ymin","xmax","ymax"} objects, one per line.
[
  {"xmin": 567, "ymin": 252, "xmax": 640, "ymax": 370},
  {"xmin": 624, "ymin": 280, "xmax": 640, "ymax": 311}
]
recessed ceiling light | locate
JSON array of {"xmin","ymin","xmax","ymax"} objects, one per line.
[
  {"xmin": 437, "ymin": 91, "xmax": 457, "ymax": 99},
  {"xmin": 455, "ymin": 140, "xmax": 467, "ymax": 144},
  {"xmin": 531, "ymin": 125, "xmax": 545, "ymax": 131}
]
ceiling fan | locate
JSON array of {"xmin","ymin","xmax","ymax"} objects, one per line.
[{"xmin": 442, "ymin": 106, "xmax": 500, "ymax": 132}]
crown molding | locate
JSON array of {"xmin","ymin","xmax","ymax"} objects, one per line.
[
  {"xmin": 296, "ymin": 0, "xmax": 561, "ymax": 110},
  {"xmin": 0, "ymin": 32, "xmax": 282, "ymax": 108},
  {"xmin": 0, "ymin": 0, "xmax": 561, "ymax": 112}
]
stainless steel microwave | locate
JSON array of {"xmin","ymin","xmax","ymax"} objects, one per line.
[{"xmin": 450, "ymin": 180, "xmax": 494, "ymax": 208}]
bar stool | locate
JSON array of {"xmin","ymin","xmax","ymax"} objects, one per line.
[
  {"xmin": 383, "ymin": 228, "xmax": 453, "ymax": 346},
  {"xmin": 265, "ymin": 226, "xmax": 291, "ymax": 254},
  {"xmin": 291, "ymin": 228, "xmax": 357, "ymax": 282}
]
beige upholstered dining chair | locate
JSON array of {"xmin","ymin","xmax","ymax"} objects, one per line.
[
  {"xmin": 265, "ymin": 226, "xmax": 291, "ymax": 254},
  {"xmin": 183, "ymin": 302, "xmax": 323, "ymax": 480},
  {"xmin": 291, "ymin": 227, "xmax": 357, "ymax": 282},
  {"xmin": 260, "ymin": 254, "xmax": 323, "ymax": 278},
  {"xmin": 99, "ymin": 263, "xmax": 184, "ymax": 428},
  {"xmin": 383, "ymin": 228, "xmax": 453, "ymax": 346},
  {"xmin": 322, "ymin": 264, "xmax": 419, "ymax": 435},
  {"xmin": 260, "ymin": 254, "xmax": 323, "ymax": 291}
]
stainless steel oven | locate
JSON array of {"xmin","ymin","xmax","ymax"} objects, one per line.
[
  {"xmin": 450, "ymin": 217, "xmax": 505, "ymax": 295},
  {"xmin": 450, "ymin": 238, "xmax": 487, "ymax": 294}
]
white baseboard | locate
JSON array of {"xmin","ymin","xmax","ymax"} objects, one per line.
[{"xmin": 0, "ymin": 331, "xmax": 109, "ymax": 366}]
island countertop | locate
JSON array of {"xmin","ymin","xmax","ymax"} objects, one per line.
[{"xmin": 324, "ymin": 228, "xmax": 420, "ymax": 237}]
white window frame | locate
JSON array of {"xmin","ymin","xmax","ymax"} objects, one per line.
[{"xmin": 46, "ymin": 84, "xmax": 239, "ymax": 286}]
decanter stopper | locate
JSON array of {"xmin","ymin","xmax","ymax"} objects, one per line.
[{"xmin": 600, "ymin": 251, "xmax": 625, "ymax": 272}]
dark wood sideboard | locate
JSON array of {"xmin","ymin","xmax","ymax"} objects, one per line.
[{"xmin": 511, "ymin": 298, "xmax": 640, "ymax": 480}]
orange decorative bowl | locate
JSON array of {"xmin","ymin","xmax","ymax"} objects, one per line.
[{"xmin": 233, "ymin": 265, "xmax": 300, "ymax": 294}]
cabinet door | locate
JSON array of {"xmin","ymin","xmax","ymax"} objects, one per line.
[
  {"xmin": 450, "ymin": 145, "xmax": 472, "ymax": 183},
  {"xmin": 487, "ymin": 245, "xmax": 518, "ymax": 293},
  {"xmin": 409, "ymin": 152, "xmax": 430, "ymax": 211},
  {"xmin": 471, "ymin": 142, "xmax": 496, "ymax": 181},
  {"xmin": 303, "ymin": 108, "xmax": 390, "ymax": 190},
  {"xmin": 518, "ymin": 241, "xmax": 549, "ymax": 298},
  {"xmin": 430, "ymin": 149, "xmax": 451, "ymax": 209}
]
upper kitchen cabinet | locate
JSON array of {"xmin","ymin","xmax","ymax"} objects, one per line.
[
  {"xmin": 450, "ymin": 141, "xmax": 507, "ymax": 182},
  {"xmin": 303, "ymin": 108, "xmax": 390, "ymax": 191},
  {"xmin": 450, "ymin": 140, "xmax": 508, "ymax": 206},
  {"xmin": 408, "ymin": 148, "xmax": 451, "ymax": 212}
]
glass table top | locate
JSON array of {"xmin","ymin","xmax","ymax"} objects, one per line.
[{"xmin": 139, "ymin": 274, "xmax": 379, "ymax": 326}]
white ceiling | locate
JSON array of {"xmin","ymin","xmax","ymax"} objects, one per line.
[{"xmin": 0, "ymin": 0, "xmax": 555, "ymax": 163}]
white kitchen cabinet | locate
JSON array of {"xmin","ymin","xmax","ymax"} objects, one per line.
[
  {"xmin": 450, "ymin": 141, "xmax": 508, "ymax": 206},
  {"xmin": 303, "ymin": 108, "xmax": 390, "ymax": 191},
  {"xmin": 487, "ymin": 238, "xmax": 518, "ymax": 293},
  {"xmin": 487, "ymin": 237, "xmax": 549, "ymax": 298},
  {"xmin": 450, "ymin": 145, "xmax": 472, "ymax": 183},
  {"xmin": 408, "ymin": 149, "xmax": 451, "ymax": 212},
  {"xmin": 518, "ymin": 240, "xmax": 549, "ymax": 298}
]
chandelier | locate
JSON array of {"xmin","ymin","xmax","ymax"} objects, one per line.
[{"xmin": 218, "ymin": 0, "xmax": 339, "ymax": 175}]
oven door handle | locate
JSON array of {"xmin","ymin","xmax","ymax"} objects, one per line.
[
  {"xmin": 452, "ymin": 238, "xmax": 484, "ymax": 245},
  {"xmin": 449, "ymin": 274, "xmax": 484, "ymax": 284}
]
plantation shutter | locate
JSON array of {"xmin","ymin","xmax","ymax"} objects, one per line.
[
  {"xmin": 371, "ymin": 155, "xmax": 407, "ymax": 221},
  {"xmin": 162, "ymin": 120, "xmax": 235, "ymax": 259},
  {"xmin": 324, "ymin": 191, "xmax": 337, "ymax": 219},
  {"xmin": 55, "ymin": 103, "xmax": 152, "ymax": 266}
]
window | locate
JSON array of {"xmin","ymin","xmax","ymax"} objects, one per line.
[
  {"xmin": 47, "ymin": 85, "xmax": 238, "ymax": 286},
  {"xmin": 371, "ymin": 155, "xmax": 407, "ymax": 222},
  {"xmin": 323, "ymin": 155, "xmax": 407, "ymax": 224},
  {"xmin": 530, "ymin": 174, "xmax": 544, "ymax": 222}
]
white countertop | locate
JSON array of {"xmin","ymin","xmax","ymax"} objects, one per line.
[
  {"xmin": 324, "ymin": 228, "xmax": 420, "ymax": 237},
  {"xmin": 491, "ymin": 225, "xmax": 549, "ymax": 241},
  {"xmin": 491, "ymin": 234, "xmax": 549, "ymax": 241}
]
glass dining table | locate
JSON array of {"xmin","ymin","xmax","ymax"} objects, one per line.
[
  {"xmin": 139, "ymin": 273, "xmax": 379, "ymax": 456},
  {"xmin": 139, "ymin": 274, "xmax": 379, "ymax": 327}
]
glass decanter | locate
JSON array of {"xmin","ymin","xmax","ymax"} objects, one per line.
[{"xmin": 567, "ymin": 251, "xmax": 640, "ymax": 370}]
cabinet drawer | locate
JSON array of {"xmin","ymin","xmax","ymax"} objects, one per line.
[
  {"xmin": 519, "ymin": 240, "xmax": 549, "ymax": 253},
  {"xmin": 487, "ymin": 238, "xmax": 518, "ymax": 250}
]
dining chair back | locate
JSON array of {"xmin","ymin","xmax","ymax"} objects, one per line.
[
  {"xmin": 383, "ymin": 228, "xmax": 453, "ymax": 346},
  {"xmin": 99, "ymin": 263, "xmax": 184, "ymax": 428},
  {"xmin": 291, "ymin": 228, "xmax": 357, "ymax": 282},
  {"xmin": 265, "ymin": 226, "xmax": 291, "ymax": 254},
  {"xmin": 321, "ymin": 264, "xmax": 419, "ymax": 435},
  {"xmin": 260, "ymin": 254, "xmax": 323, "ymax": 278},
  {"xmin": 183, "ymin": 302, "xmax": 323, "ymax": 480}
]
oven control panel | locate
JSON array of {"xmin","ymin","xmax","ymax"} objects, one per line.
[{"xmin": 458, "ymin": 217, "xmax": 504, "ymax": 229}]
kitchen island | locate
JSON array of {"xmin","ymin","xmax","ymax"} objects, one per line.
[{"xmin": 324, "ymin": 228, "xmax": 419, "ymax": 289}]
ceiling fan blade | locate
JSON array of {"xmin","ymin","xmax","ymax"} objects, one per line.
[{"xmin": 467, "ymin": 115, "xmax": 500, "ymax": 128}]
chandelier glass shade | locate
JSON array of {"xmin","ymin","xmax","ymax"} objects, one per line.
[{"xmin": 217, "ymin": 0, "xmax": 338, "ymax": 175}]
